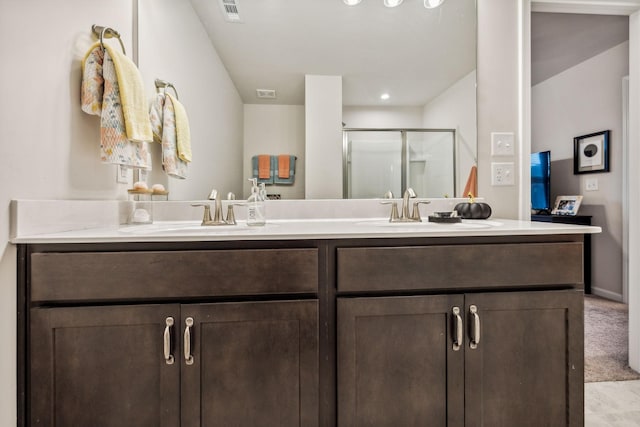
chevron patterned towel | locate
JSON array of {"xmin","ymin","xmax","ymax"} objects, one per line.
[
  {"xmin": 81, "ymin": 43, "xmax": 151, "ymax": 169},
  {"xmin": 149, "ymin": 92, "xmax": 188, "ymax": 179}
]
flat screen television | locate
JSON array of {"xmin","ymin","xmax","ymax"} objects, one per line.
[{"xmin": 531, "ymin": 151, "xmax": 551, "ymax": 213}]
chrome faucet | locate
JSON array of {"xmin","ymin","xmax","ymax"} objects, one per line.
[
  {"xmin": 400, "ymin": 188, "xmax": 417, "ymax": 220},
  {"xmin": 192, "ymin": 190, "xmax": 239, "ymax": 226},
  {"xmin": 381, "ymin": 188, "xmax": 431, "ymax": 222},
  {"xmin": 208, "ymin": 189, "xmax": 225, "ymax": 224}
]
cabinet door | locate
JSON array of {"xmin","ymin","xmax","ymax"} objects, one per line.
[
  {"xmin": 181, "ymin": 300, "xmax": 319, "ymax": 427},
  {"xmin": 338, "ymin": 295, "xmax": 465, "ymax": 427},
  {"xmin": 465, "ymin": 290, "xmax": 583, "ymax": 427},
  {"xmin": 30, "ymin": 304, "xmax": 181, "ymax": 427}
]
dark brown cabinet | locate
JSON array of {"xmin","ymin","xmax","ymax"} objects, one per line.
[
  {"xmin": 30, "ymin": 300, "xmax": 318, "ymax": 427},
  {"xmin": 181, "ymin": 300, "xmax": 318, "ymax": 426},
  {"xmin": 338, "ymin": 291, "xmax": 583, "ymax": 427},
  {"xmin": 19, "ymin": 235, "xmax": 586, "ymax": 426},
  {"xmin": 465, "ymin": 291, "xmax": 583, "ymax": 427},
  {"xmin": 30, "ymin": 304, "xmax": 182, "ymax": 427},
  {"xmin": 338, "ymin": 295, "xmax": 464, "ymax": 426}
]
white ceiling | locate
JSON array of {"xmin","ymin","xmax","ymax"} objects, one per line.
[{"xmin": 188, "ymin": 0, "xmax": 476, "ymax": 106}]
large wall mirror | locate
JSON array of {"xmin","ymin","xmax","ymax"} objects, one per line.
[{"xmin": 140, "ymin": 0, "xmax": 476, "ymax": 200}]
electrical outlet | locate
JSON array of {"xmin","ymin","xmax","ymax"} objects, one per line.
[
  {"xmin": 491, "ymin": 132, "xmax": 515, "ymax": 156},
  {"xmin": 585, "ymin": 178, "xmax": 599, "ymax": 191},
  {"xmin": 116, "ymin": 165, "xmax": 130, "ymax": 184},
  {"xmin": 491, "ymin": 162, "xmax": 515, "ymax": 186}
]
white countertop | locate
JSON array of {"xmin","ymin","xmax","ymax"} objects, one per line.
[
  {"xmin": 10, "ymin": 199, "xmax": 601, "ymax": 244},
  {"xmin": 11, "ymin": 218, "xmax": 601, "ymax": 244}
]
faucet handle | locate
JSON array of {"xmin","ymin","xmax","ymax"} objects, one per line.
[
  {"xmin": 380, "ymin": 201, "xmax": 399, "ymax": 221},
  {"xmin": 191, "ymin": 203, "xmax": 212, "ymax": 225},
  {"xmin": 208, "ymin": 189, "xmax": 218, "ymax": 200},
  {"xmin": 411, "ymin": 200, "xmax": 431, "ymax": 221},
  {"xmin": 224, "ymin": 193, "xmax": 239, "ymax": 225}
]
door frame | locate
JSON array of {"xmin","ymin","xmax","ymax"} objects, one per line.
[{"xmin": 527, "ymin": 0, "xmax": 640, "ymax": 372}]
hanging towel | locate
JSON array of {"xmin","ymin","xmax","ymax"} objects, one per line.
[
  {"xmin": 81, "ymin": 42, "xmax": 151, "ymax": 169},
  {"xmin": 258, "ymin": 155, "xmax": 271, "ymax": 179},
  {"xmin": 278, "ymin": 155, "xmax": 290, "ymax": 179},
  {"xmin": 149, "ymin": 92, "xmax": 188, "ymax": 179},
  {"xmin": 463, "ymin": 165, "xmax": 477, "ymax": 198},
  {"xmin": 274, "ymin": 155, "xmax": 296, "ymax": 185},
  {"xmin": 104, "ymin": 45, "xmax": 153, "ymax": 143},
  {"xmin": 80, "ymin": 44, "xmax": 104, "ymax": 115},
  {"xmin": 251, "ymin": 155, "xmax": 274, "ymax": 184},
  {"xmin": 166, "ymin": 93, "xmax": 192, "ymax": 162}
]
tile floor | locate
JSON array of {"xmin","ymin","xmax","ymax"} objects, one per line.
[{"xmin": 586, "ymin": 380, "xmax": 640, "ymax": 426}]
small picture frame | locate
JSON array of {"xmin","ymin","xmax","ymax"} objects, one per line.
[
  {"xmin": 551, "ymin": 195, "xmax": 583, "ymax": 216},
  {"xmin": 574, "ymin": 130, "xmax": 610, "ymax": 174}
]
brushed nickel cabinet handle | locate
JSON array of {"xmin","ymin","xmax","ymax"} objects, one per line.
[
  {"xmin": 470, "ymin": 305, "xmax": 480, "ymax": 349},
  {"xmin": 184, "ymin": 317, "xmax": 194, "ymax": 365},
  {"xmin": 164, "ymin": 317, "xmax": 175, "ymax": 365},
  {"xmin": 452, "ymin": 307, "xmax": 462, "ymax": 351}
]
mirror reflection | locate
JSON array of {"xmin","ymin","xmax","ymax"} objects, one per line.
[
  {"xmin": 344, "ymin": 129, "xmax": 457, "ymax": 199},
  {"xmin": 142, "ymin": 0, "xmax": 477, "ymax": 200}
]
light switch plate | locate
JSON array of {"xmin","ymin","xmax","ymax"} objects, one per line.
[
  {"xmin": 491, "ymin": 132, "xmax": 515, "ymax": 156},
  {"xmin": 585, "ymin": 178, "xmax": 599, "ymax": 191},
  {"xmin": 491, "ymin": 162, "xmax": 515, "ymax": 186}
]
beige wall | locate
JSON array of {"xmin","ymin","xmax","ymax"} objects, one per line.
[
  {"xmin": 0, "ymin": 1, "xmax": 136, "ymax": 424},
  {"xmin": 423, "ymin": 70, "xmax": 478, "ymax": 197},
  {"xmin": 533, "ymin": 42, "xmax": 628, "ymax": 300},
  {"xmin": 243, "ymin": 104, "xmax": 306, "ymax": 200},
  {"xmin": 342, "ymin": 106, "xmax": 424, "ymax": 128},
  {"xmin": 305, "ymin": 75, "xmax": 343, "ymax": 199},
  {"xmin": 477, "ymin": 0, "xmax": 523, "ymax": 219}
]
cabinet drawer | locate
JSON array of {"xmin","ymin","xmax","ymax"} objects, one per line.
[
  {"xmin": 31, "ymin": 249, "xmax": 318, "ymax": 302},
  {"xmin": 337, "ymin": 242, "xmax": 583, "ymax": 292}
]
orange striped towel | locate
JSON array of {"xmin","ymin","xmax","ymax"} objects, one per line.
[
  {"xmin": 258, "ymin": 155, "xmax": 271, "ymax": 179},
  {"xmin": 278, "ymin": 155, "xmax": 290, "ymax": 179}
]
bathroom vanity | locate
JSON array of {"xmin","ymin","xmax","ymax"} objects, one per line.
[{"xmin": 13, "ymin": 202, "xmax": 598, "ymax": 427}]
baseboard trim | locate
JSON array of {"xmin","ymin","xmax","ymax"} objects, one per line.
[{"xmin": 591, "ymin": 287, "xmax": 624, "ymax": 302}]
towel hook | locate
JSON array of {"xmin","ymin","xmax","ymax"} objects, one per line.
[
  {"xmin": 92, "ymin": 24, "xmax": 126, "ymax": 55},
  {"xmin": 155, "ymin": 78, "xmax": 180, "ymax": 100}
]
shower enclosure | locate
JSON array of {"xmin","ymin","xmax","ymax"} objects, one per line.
[{"xmin": 343, "ymin": 128, "xmax": 456, "ymax": 199}]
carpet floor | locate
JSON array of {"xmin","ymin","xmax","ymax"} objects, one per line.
[{"xmin": 584, "ymin": 295, "xmax": 640, "ymax": 383}]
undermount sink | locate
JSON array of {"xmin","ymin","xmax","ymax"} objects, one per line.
[{"xmin": 118, "ymin": 221, "xmax": 278, "ymax": 235}]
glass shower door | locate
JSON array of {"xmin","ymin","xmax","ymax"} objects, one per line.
[
  {"xmin": 407, "ymin": 130, "xmax": 455, "ymax": 198},
  {"xmin": 344, "ymin": 130, "xmax": 403, "ymax": 199}
]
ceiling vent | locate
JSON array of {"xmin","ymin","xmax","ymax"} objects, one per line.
[
  {"xmin": 219, "ymin": 0, "xmax": 242, "ymax": 22},
  {"xmin": 256, "ymin": 89, "xmax": 277, "ymax": 99}
]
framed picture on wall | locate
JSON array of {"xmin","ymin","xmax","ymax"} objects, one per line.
[
  {"xmin": 573, "ymin": 130, "xmax": 610, "ymax": 174},
  {"xmin": 551, "ymin": 195, "xmax": 583, "ymax": 216}
]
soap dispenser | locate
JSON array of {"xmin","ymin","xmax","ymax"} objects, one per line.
[{"xmin": 247, "ymin": 178, "xmax": 266, "ymax": 226}]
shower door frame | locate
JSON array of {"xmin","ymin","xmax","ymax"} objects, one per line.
[{"xmin": 342, "ymin": 128, "xmax": 457, "ymax": 199}]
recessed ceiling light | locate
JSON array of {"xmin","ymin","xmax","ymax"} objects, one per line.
[
  {"xmin": 383, "ymin": 0, "xmax": 403, "ymax": 7},
  {"xmin": 380, "ymin": 93, "xmax": 390, "ymax": 100},
  {"xmin": 424, "ymin": 0, "xmax": 444, "ymax": 8},
  {"xmin": 343, "ymin": 0, "xmax": 362, "ymax": 5}
]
